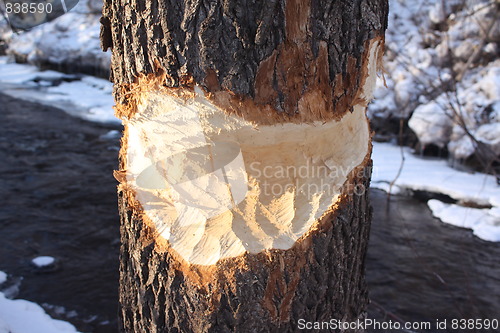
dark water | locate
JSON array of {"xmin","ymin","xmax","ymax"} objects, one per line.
[
  {"xmin": 0, "ymin": 93, "xmax": 120, "ymax": 332},
  {"xmin": 367, "ymin": 191, "xmax": 500, "ymax": 332},
  {"xmin": 0, "ymin": 93, "xmax": 499, "ymax": 333}
]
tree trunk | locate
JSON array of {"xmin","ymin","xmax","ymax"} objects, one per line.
[{"xmin": 101, "ymin": 0, "xmax": 388, "ymax": 332}]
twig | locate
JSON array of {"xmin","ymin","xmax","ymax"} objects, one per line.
[{"xmin": 387, "ymin": 118, "xmax": 406, "ymax": 203}]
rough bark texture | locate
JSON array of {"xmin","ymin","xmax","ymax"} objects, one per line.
[
  {"xmin": 101, "ymin": 0, "xmax": 388, "ymax": 332},
  {"xmin": 101, "ymin": 0, "xmax": 387, "ymax": 117}
]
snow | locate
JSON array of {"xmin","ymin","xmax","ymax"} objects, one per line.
[
  {"xmin": 31, "ymin": 256, "xmax": 55, "ymax": 268},
  {"xmin": 0, "ymin": 269, "xmax": 80, "ymax": 332},
  {"xmin": 44, "ymin": 77, "xmax": 117, "ymax": 124},
  {"xmin": 0, "ymin": 56, "xmax": 119, "ymax": 125},
  {"xmin": 372, "ymin": 142, "xmax": 500, "ymax": 242},
  {"xmin": 0, "ymin": 292, "xmax": 80, "ymax": 333},
  {"xmin": 99, "ymin": 130, "xmax": 121, "ymax": 140},
  {"xmin": 369, "ymin": 0, "xmax": 500, "ymax": 161},
  {"xmin": 0, "ymin": 0, "xmax": 109, "ymax": 73},
  {"xmin": 372, "ymin": 142, "xmax": 499, "ymax": 207},
  {"xmin": 408, "ymin": 98, "xmax": 452, "ymax": 148},
  {"xmin": 428, "ymin": 200, "xmax": 500, "ymax": 242},
  {"xmin": 0, "ymin": 57, "xmax": 60, "ymax": 84}
]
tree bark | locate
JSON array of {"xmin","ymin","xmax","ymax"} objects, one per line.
[{"xmin": 101, "ymin": 0, "xmax": 388, "ymax": 332}]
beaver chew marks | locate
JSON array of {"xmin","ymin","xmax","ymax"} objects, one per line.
[{"xmin": 123, "ymin": 39, "xmax": 382, "ymax": 266}]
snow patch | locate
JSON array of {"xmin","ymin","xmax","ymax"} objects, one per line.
[
  {"xmin": 32, "ymin": 256, "xmax": 55, "ymax": 268},
  {"xmin": 0, "ymin": 56, "xmax": 119, "ymax": 125},
  {"xmin": 372, "ymin": 142, "xmax": 499, "ymax": 207},
  {"xmin": 428, "ymin": 199, "xmax": 500, "ymax": 242},
  {"xmin": 372, "ymin": 142, "xmax": 500, "ymax": 242},
  {"xmin": 408, "ymin": 98, "xmax": 451, "ymax": 148},
  {"xmin": 99, "ymin": 130, "xmax": 121, "ymax": 140},
  {"xmin": 0, "ymin": 272, "xmax": 6, "ymax": 285},
  {"xmin": 0, "ymin": 292, "xmax": 80, "ymax": 333},
  {"xmin": 44, "ymin": 77, "xmax": 116, "ymax": 124},
  {"xmin": 0, "ymin": 58, "xmax": 53, "ymax": 84}
]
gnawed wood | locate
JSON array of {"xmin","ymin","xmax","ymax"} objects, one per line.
[{"xmin": 115, "ymin": 38, "xmax": 382, "ymax": 267}]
